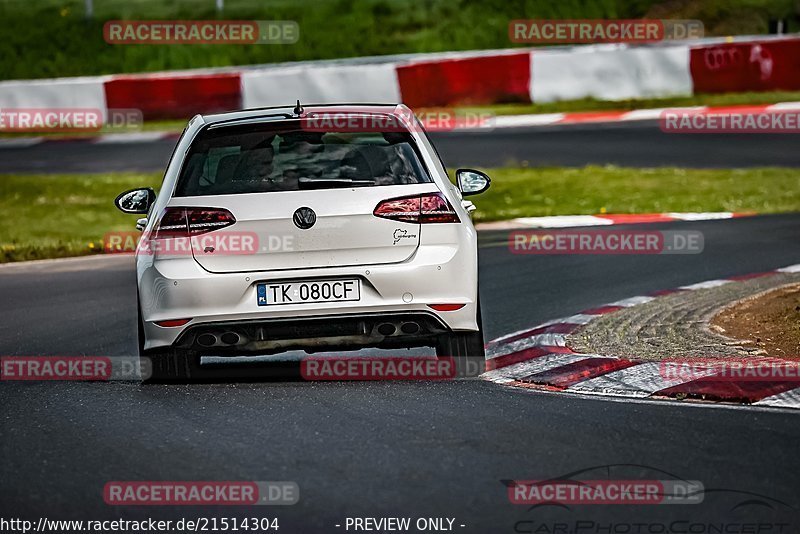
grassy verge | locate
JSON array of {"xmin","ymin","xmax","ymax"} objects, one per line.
[
  {"xmin": 0, "ymin": 172, "xmax": 161, "ymax": 262},
  {"xmin": 468, "ymin": 166, "xmax": 800, "ymax": 223},
  {"xmin": 1, "ymin": 166, "xmax": 799, "ymax": 263}
]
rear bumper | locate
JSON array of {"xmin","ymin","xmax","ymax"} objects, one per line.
[
  {"xmin": 173, "ymin": 312, "xmax": 450, "ymax": 355},
  {"xmin": 137, "ymin": 236, "xmax": 478, "ymax": 351}
]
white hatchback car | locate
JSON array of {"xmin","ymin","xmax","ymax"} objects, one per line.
[{"xmin": 115, "ymin": 103, "xmax": 491, "ymax": 381}]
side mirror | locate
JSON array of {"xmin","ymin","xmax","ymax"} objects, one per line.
[
  {"xmin": 456, "ymin": 169, "xmax": 491, "ymax": 196},
  {"xmin": 115, "ymin": 188, "xmax": 156, "ymax": 214}
]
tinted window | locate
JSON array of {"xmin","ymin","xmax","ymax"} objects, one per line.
[{"xmin": 174, "ymin": 121, "xmax": 432, "ymax": 197}]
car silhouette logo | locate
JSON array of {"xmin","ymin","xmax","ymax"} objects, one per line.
[{"xmin": 293, "ymin": 207, "xmax": 316, "ymax": 229}]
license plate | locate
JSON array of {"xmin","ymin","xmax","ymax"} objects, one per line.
[{"xmin": 257, "ymin": 279, "xmax": 361, "ymax": 306}]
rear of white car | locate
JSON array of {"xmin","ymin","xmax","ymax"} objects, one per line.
[{"xmin": 118, "ymin": 104, "xmax": 489, "ymax": 381}]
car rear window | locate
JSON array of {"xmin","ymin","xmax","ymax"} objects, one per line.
[{"xmin": 173, "ymin": 120, "xmax": 432, "ymax": 197}]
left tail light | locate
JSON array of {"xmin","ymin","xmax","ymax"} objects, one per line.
[
  {"xmin": 373, "ymin": 192, "xmax": 460, "ymax": 224},
  {"xmin": 152, "ymin": 207, "xmax": 236, "ymax": 239}
]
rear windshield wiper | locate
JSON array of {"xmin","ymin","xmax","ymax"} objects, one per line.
[{"xmin": 298, "ymin": 177, "xmax": 376, "ymax": 190}]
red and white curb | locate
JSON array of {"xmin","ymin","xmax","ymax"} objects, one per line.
[
  {"xmin": 483, "ymin": 263, "xmax": 800, "ymax": 409},
  {"xmin": 3, "ymin": 101, "xmax": 799, "ymax": 148},
  {"xmin": 492, "ymin": 101, "xmax": 800, "ymax": 128},
  {"xmin": 476, "ymin": 212, "xmax": 754, "ymax": 230}
]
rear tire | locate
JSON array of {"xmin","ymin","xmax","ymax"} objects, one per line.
[
  {"xmin": 138, "ymin": 302, "xmax": 198, "ymax": 383},
  {"xmin": 143, "ymin": 348, "xmax": 198, "ymax": 383},
  {"xmin": 435, "ymin": 303, "xmax": 486, "ymax": 377}
]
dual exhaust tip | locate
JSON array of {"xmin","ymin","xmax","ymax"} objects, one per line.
[
  {"xmin": 197, "ymin": 332, "xmax": 240, "ymax": 348},
  {"xmin": 377, "ymin": 322, "xmax": 420, "ymax": 337}
]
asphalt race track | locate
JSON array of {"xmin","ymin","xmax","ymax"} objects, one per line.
[
  {"xmin": 2, "ymin": 212, "xmax": 800, "ymax": 530},
  {"xmin": 1, "ymin": 120, "xmax": 800, "ymax": 173},
  {"xmin": 2, "ymin": 117, "xmax": 800, "ymax": 530}
]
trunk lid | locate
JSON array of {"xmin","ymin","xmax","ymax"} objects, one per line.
[{"xmin": 173, "ymin": 184, "xmax": 437, "ymax": 273}]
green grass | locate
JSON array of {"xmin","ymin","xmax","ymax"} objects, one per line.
[
  {"xmin": 469, "ymin": 166, "xmax": 800, "ymax": 222},
  {"xmin": 0, "ymin": 172, "xmax": 161, "ymax": 262},
  {"xmin": 0, "ymin": 0, "xmax": 796, "ymax": 80},
  {"xmin": 2, "ymin": 166, "xmax": 799, "ymax": 262}
]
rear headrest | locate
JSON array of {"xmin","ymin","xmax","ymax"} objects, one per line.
[{"xmin": 215, "ymin": 154, "xmax": 240, "ymax": 185}]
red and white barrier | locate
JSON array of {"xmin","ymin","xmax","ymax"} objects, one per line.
[
  {"xmin": 690, "ymin": 38, "xmax": 800, "ymax": 93},
  {"xmin": 241, "ymin": 63, "xmax": 400, "ymax": 109},
  {"xmin": 1, "ymin": 35, "xmax": 798, "ymax": 122},
  {"xmin": 395, "ymin": 51, "xmax": 530, "ymax": 108},
  {"xmin": 0, "ymin": 76, "xmax": 109, "ymax": 121},
  {"xmin": 530, "ymin": 44, "xmax": 692, "ymax": 102},
  {"xmin": 105, "ymin": 72, "xmax": 241, "ymax": 120}
]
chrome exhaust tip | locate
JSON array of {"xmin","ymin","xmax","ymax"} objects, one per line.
[
  {"xmin": 377, "ymin": 323, "xmax": 396, "ymax": 336},
  {"xmin": 220, "ymin": 332, "xmax": 240, "ymax": 345},
  {"xmin": 400, "ymin": 322, "xmax": 420, "ymax": 335},
  {"xmin": 197, "ymin": 333, "xmax": 217, "ymax": 347}
]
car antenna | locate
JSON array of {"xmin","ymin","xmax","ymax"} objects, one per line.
[{"xmin": 293, "ymin": 99, "xmax": 304, "ymax": 116}]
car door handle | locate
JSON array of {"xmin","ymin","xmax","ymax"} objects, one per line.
[{"xmin": 461, "ymin": 200, "xmax": 476, "ymax": 213}]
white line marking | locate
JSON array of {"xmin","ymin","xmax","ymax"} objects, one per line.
[
  {"xmin": 666, "ymin": 212, "xmax": 734, "ymax": 221},
  {"xmin": 0, "ymin": 137, "xmax": 44, "ymax": 148},
  {"xmin": 753, "ymin": 387, "xmax": 800, "ymax": 408},
  {"xmin": 776, "ymin": 264, "xmax": 800, "ymax": 273},
  {"xmin": 767, "ymin": 101, "xmax": 800, "ymax": 111},
  {"xmin": 479, "ymin": 212, "xmax": 755, "ymax": 231},
  {"xmin": 487, "ymin": 334, "xmax": 568, "ymax": 359},
  {"xmin": 679, "ymin": 279, "xmax": 732, "ymax": 290},
  {"xmin": 511, "ymin": 215, "xmax": 613, "ymax": 228},
  {"xmin": 620, "ymin": 108, "xmax": 669, "ymax": 121},
  {"xmin": 94, "ymin": 132, "xmax": 172, "ymax": 144},
  {"xmin": 606, "ymin": 295, "xmax": 655, "ymax": 307},
  {"xmin": 488, "ymin": 314, "xmax": 597, "ymax": 345},
  {"xmin": 625, "ymin": 106, "xmax": 707, "ymax": 121},
  {"xmin": 492, "ymin": 113, "xmax": 565, "ymax": 128}
]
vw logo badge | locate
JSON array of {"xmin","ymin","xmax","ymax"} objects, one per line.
[{"xmin": 293, "ymin": 207, "xmax": 316, "ymax": 229}]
